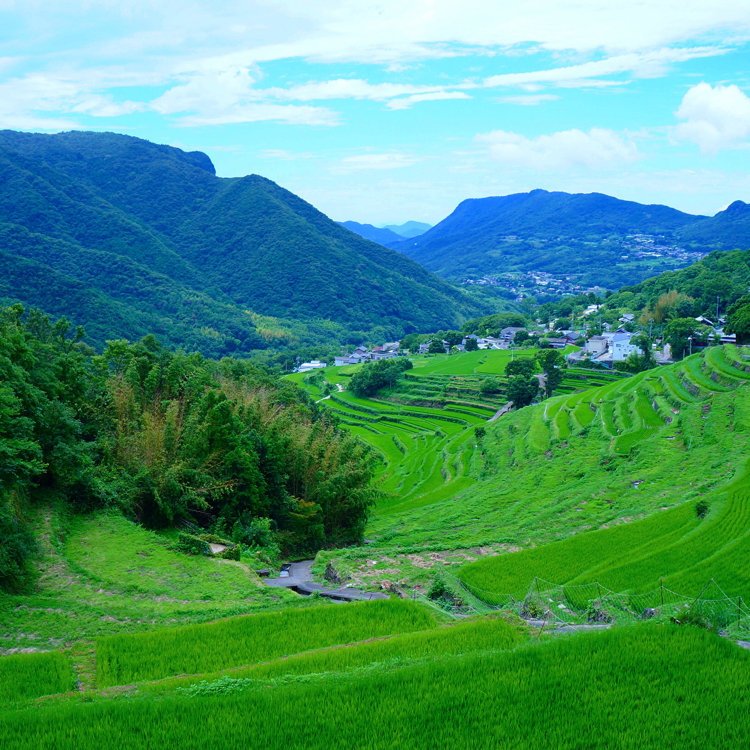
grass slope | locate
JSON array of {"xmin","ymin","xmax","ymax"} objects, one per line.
[{"xmin": 0, "ymin": 509, "xmax": 299, "ymax": 654}]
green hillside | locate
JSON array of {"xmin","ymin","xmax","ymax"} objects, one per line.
[
  {"xmin": 288, "ymin": 348, "xmax": 609, "ymax": 519},
  {"xmin": 0, "ymin": 130, "xmax": 481, "ymax": 354},
  {"xmin": 457, "ymin": 345, "xmax": 750, "ymax": 602},
  {"xmin": 394, "ymin": 189, "xmax": 750, "ymax": 288}
]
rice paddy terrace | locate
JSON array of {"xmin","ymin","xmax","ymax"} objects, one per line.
[
  {"xmin": 287, "ymin": 347, "xmax": 615, "ymax": 517},
  {"xmin": 1, "ymin": 601, "xmax": 748, "ymax": 749},
  {"xmin": 460, "ymin": 344, "xmax": 750, "ymax": 604}
]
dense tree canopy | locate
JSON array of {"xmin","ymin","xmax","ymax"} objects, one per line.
[{"xmin": 0, "ymin": 306, "xmax": 380, "ymax": 591}]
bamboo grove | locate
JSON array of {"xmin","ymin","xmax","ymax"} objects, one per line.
[{"xmin": 0, "ymin": 304, "xmax": 379, "ymax": 591}]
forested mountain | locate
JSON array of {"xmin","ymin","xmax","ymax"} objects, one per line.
[
  {"xmin": 340, "ymin": 220, "xmax": 431, "ymax": 245},
  {"xmin": 392, "ymin": 189, "xmax": 750, "ymax": 288},
  {"xmin": 0, "ymin": 130, "xmax": 480, "ymax": 356}
]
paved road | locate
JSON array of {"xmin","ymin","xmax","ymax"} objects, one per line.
[{"xmin": 265, "ymin": 560, "xmax": 388, "ymax": 602}]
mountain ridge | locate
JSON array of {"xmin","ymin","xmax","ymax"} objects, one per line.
[
  {"xmin": 391, "ymin": 188, "xmax": 750, "ymax": 289},
  {"xmin": 0, "ymin": 130, "xmax": 481, "ymax": 355}
]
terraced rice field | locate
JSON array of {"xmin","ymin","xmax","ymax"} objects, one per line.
[
  {"xmin": 460, "ymin": 345, "xmax": 750, "ymax": 601},
  {"xmin": 2, "ymin": 620, "xmax": 747, "ymax": 750},
  {"xmin": 287, "ymin": 348, "xmax": 619, "ymax": 516}
]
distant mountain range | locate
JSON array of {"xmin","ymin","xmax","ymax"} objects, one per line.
[
  {"xmin": 388, "ymin": 189, "xmax": 750, "ymax": 289},
  {"xmin": 339, "ymin": 220, "xmax": 431, "ymax": 245},
  {"xmin": 0, "ymin": 130, "xmax": 479, "ymax": 356}
]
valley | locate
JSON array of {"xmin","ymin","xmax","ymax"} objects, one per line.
[{"xmin": 2, "ymin": 130, "xmax": 750, "ymax": 749}]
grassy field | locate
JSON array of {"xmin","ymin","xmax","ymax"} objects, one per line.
[
  {"xmin": 1, "ymin": 624, "xmax": 747, "ymax": 749},
  {"xmin": 0, "ymin": 651, "xmax": 76, "ymax": 703},
  {"xmin": 0, "ymin": 508, "xmax": 301, "ymax": 654},
  {"xmin": 96, "ymin": 599, "xmax": 439, "ymax": 686}
]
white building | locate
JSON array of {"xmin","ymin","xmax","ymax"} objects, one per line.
[{"xmin": 298, "ymin": 360, "xmax": 327, "ymax": 373}]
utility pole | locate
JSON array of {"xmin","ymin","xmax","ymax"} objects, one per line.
[{"xmin": 688, "ymin": 336, "xmax": 693, "ymax": 357}]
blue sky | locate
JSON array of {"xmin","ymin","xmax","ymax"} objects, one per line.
[{"xmin": 2, "ymin": 1, "xmax": 750, "ymax": 224}]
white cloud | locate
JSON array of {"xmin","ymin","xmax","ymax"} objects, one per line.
[
  {"xmin": 175, "ymin": 103, "xmax": 340, "ymax": 127},
  {"xmin": 257, "ymin": 148, "xmax": 319, "ymax": 160},
  {"xmin": 387, "ymin": 91, "xmax": 471, "ymax": 109},
  {"xmin": 483, "ymin": 47, "xmax": 724, "ymax": 90},
  {"xmin": 673, "ymin": 82, "xmax": 750, "ymax": 153},
  {"xmin": 266, "ymin": 78, "xmax": 443, "ymax": 102},
  {"xmin": 476, "ymin": 128, "xmax": 639, "ymax": 170},
  {"xmin": 71, "ymin": 95, "xmax": 145, "ymax": 117},
  {"xmin": 151, "ymin": 67, "xmax": 259, "ymax": 114}
]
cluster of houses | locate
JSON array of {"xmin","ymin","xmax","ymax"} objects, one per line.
[
  {"xmin": 296, "ymin": 312, "xmax": 738, "ymax": 373},
  {"xmin": 567, "ymin": 314, "xmax": 737, "ymax": 367}
]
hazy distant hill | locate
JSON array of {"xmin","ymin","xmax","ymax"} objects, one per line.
[
  {"xmin": 383, "ymin": 221, "xmax": 431, "ymax": 238},
  {"xmin": 340, "ymin": 220, "xmax": 431, "ymax": 246},
  {"xmin": 0, "ymin": 130, "xmax": 480, "ymax": 354},
  {"xmin": 392, "ymin": 189, "xmax": 750, "ymax": 289}
]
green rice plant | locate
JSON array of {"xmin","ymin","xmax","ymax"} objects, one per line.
[
  {"xmin": 96, "ymin": 599, "xmax": 438, "ymax": 687},
  {"xmin": 2, "ymin": 627, "xmax": 748, "ymax": 750},
  {"xmin": 0, "ymin": 651, "xmax": 76, "ymax": 703},
  {"xmin": 553, "ymin": 407, "xmax": 571, "ymax": 439},
  {"xmin": 460, "ymin": 501, "xmax": 701, "ymax": 599},
  {"xmin": 572, "ymin": 399, "xmax": 596, "ymax": 428}
]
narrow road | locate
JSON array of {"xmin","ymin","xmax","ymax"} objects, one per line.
[{"xmin": 264, "ymin": 560, "xmax": 388, "ymax": 602}]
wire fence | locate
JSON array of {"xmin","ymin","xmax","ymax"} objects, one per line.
[{"xmin": 427, "ymin": 574, "xmax": 750, "ymax": 637}]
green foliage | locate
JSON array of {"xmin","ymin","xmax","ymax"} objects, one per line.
[
  {"xmin": 175, "ymin": 532, "xmax": 210, "ymax": 556},
  {"xmin": 349, "ymin": 357, "xmax": 413, "ymax": 397},
  {"xmin": 608, "ymin": 249, "xmax": 750, "ymax": 322},
  {"xmin": 0, "ymin": 498, "xmax": 37, "ymax": 593},
  {"xmin": 536, "ymin": 349, "xmax": 564, "ymax": 397},
  {"xmin": 461, "ymin": 313, "xmax": 527, "ymax": 336},
  {"xmin": 664, "ymin": 318, "xmax": 706, "ymax": 359},
  {"xmin": 464, "ymin": 336, "xmax": 479, "ymax": 351},
  {"xmin": 428, "ymin": 338, "xmax": 446, "ymax": 354},
  {"xmin": 726, "ymin": 294, "xmax": 750, "ymax": 344},
  {"xmin": 504, "ymin": 358, "xmax": 536, "ymax": 378},
  {"xmin": 478, "ymin": 377, "xmax": 502, "ymax": 395},
  {"xmin": 0, "ymin": 306, "xmax": 380, "ymax": 562},
  {"xmin": 506, "ymin": 375, "xmax": 538, "ymax": 408}
]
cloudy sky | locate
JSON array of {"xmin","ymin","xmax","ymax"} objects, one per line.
[{"xmin": 3, "ymin": 1, "xmax": 750, "ymax": 224}]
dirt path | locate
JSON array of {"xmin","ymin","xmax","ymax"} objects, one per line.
[
  {"xmin": 265, "ymin": 560, "xmax": 388, "ymax": 601},
  {"xmin": 488, "ymin": 402, "xmax": 513, "ymax": 421}
]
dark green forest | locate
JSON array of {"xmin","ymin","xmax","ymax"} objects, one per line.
[
  {"xmin": 0, "ymin": 304, "xmax": 379, "ymax": 593},
  {"xmin": 0, "ymin": 130, "xmax": 481, "ymax": 358}
]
